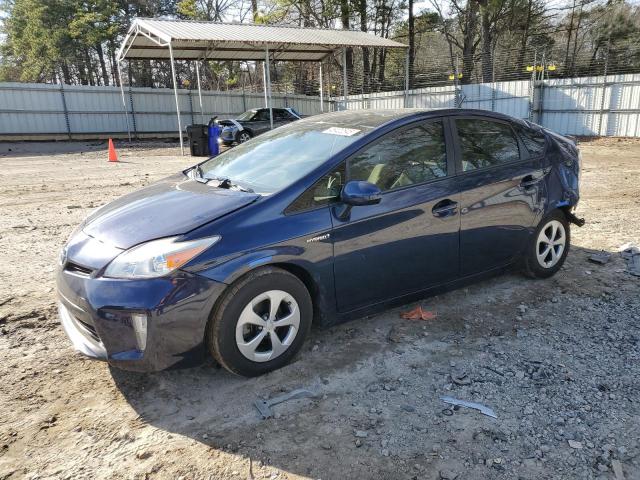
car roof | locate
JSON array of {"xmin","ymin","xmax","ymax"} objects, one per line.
[{"xmin": 294, "ymin": 108, "xmax": 523, "ymax": 132}]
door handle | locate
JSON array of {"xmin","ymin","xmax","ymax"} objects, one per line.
[
  {"xmin": 432, "ymin": 199, "xmax": 458, "ymax": 218},
  {"xmin": 520, "ymin": 175, "xmax": 538, "ymax": 189}
]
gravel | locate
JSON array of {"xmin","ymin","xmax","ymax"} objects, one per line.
[{"xmin": 0, "ymin": 138, "xmax": 638, "ymax": 479}]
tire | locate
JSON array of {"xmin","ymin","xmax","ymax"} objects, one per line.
[
  {"xmin": 236, "ymin": 131, "xmax": 251, "ymax": 144},
  {"xmin": 206, "ymin": 267, "xmax": 312, "ymax": 377},
  {"xmin": 523, "ymin": 210, "xmax": 571, "ymax": 279}
]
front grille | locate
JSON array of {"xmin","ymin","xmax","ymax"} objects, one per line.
[{"xmin": 64, "ymin": 261, "xmax": 94, "ymax": 277}]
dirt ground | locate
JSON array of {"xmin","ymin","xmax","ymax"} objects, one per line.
[{"xmin": 0, "ymin": 138, "xmax": 638, "ymax": 480}]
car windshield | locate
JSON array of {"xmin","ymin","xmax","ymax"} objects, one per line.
[
  {"xmin": 236, "ymin": 110, "xmax": 256, "ymax": 121},
  {"xmin": 199, "ymin": 120, "xmax": 367, "ymax": 194}
]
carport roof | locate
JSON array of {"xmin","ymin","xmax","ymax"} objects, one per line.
[{"xmin": 118, "ymin": 18, "xmax": 408, "ymax": 62}]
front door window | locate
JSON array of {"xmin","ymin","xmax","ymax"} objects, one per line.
[{"xmin": 348, "ymin": 121, "xmax": 448, "ymax": 190}]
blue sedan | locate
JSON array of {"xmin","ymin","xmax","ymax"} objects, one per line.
[{"xmin": 57, "ymin": 109, "xmax": 582, "ymax": 376}]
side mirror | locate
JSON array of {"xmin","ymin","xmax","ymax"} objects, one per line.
[{"xmin": 340, "ymin": 181, "xmax": 382, "ymax": 206}]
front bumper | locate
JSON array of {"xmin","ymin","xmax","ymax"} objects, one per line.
[
  {"xmin": 57, "ymin": 267, "xmax": 227, "ymax": 371},
  {"xmin": 220, "ymin": 127, "xmax": 237, "ymax": 145}
]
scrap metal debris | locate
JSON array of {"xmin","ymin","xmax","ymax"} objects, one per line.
[
  {"xmin": 400, "ymin": 306, "xmax": 437, "ymax": 321},
  {"xmin": 254, "ymin": 389, "xmax": 315, "ymax": 419},
  {"xmin": 450, "ymin": 372, "xmax": 472, "ymax": 386},
  {"xmin": 619, "ymin": 243, "xmax": 640, "ymax": 277},
  {"xmin": 440, "ymin": 396, "xmax": 497, "ymax": 418},
  {"xmin": 612, "ymin": 459, "xmax": 626, "ymax": 480},
  {"xmin": 0, "ymin": 296, "xmax": 15, "ymax": 307},
  {"xmin": 588, "ymin": 251, "xmax": 612, "ymax": 265}
]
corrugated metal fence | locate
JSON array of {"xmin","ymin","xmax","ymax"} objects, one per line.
[
  {"xmin": 344, "ymin": 73, "xmax": 640, "ymax": 137},
  {"xmin": 0, "ymin": 82, "xmax": 330, "ymax": 140},
  {"xmin": 2, "ymin": 73, "xmax": 640, "ymax": 140}
]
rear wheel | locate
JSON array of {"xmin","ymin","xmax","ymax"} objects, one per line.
[
  {"xmin": 524, "ymin": 210, "xmax": 570, "ymax": 278},
  {"xmin": 206, "ymin": 267, "xmax": 312, "ymax": 377},
  {"xmin": 237, "ymin": 131, "xmax": 251, "ymax": 143}
]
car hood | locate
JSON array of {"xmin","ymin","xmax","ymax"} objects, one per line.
[
  {"xmin": 219, "ymin": 120, "xmax": 242, "ymax": 128},
  {"xmin": 82, "ymin": 173, "xmax": 259, "ymax": 249}
]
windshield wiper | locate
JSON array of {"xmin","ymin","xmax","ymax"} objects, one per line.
[{"xmin": 206, "ymin": 176, "xmax": 255, "ymax": 193}]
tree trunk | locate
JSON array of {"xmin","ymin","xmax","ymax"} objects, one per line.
[
  {"xmin": 564, "ymin": 0, "xmax": 577, "ymax": 75},
  {"xmin": 78, "ymin": 55, "xmax": 88, "ymax": 85},
  {"xmin": 251, "ymin": 0, "xmax": 258, "ymax": 21},
  {"xmin": 517, "ymin": 0, "xmax": 533, "ymax": 72},
  {"xmin": 359, "ymin": 0, "xmax": 370, "ymax": 92},
  {"xmin": 340, "ymin": 0, "xmax": 353, "ymax": 92},
  {"xmin": 61, "ymin": 63, "xmax": 72, "ymax": 84},
  {"xmin": 378, "ymin": 48, "xmax": 386, "ymax": 87},
  {"xmin": 570, "ymin": 1, "xmax": 584, "ymax": 74},
  {"xmin": 96, "ymin": 43, "xmax": 110, "ymax": 86},
  {"xmin": 408, "ymin": 0, "xmax": 415, "ymax": 89},
  {"xmin": 84, "ymin": 49, "xmax": 96, "ymax": 85},
  {"xmin": 109, "ymin": 41, "xmax": 119, "ymax": 86},
  {"xmin": 461, "ymin": 0, "xmax": 479, "ymax": 84},
  {"xmin": 480, "ymin": 1, "xmax": 492, "ymax": 83}
]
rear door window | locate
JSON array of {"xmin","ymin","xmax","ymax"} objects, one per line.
[{"xmin": 455, "ymin": 118, "xmax": 521, "ymax": 172}]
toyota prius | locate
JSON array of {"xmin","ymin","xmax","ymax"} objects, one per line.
[{"xmin": 57, "ymin": 109, "xmax": 582, "ymax": 376}]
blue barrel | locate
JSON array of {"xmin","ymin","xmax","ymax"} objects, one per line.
[{"xmin": 208, "ymin": 117, "xmax": 220, "ymax": 156}]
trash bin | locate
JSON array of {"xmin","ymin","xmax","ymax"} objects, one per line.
[
  {"xmin": 208, "ymin": 117, "xmax": 220, "ymax": 156},
  {"xmin": 186, "ymin": 124, "xmax": 209, "ymax": 157}
]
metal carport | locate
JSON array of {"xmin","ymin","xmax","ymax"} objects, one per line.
[{"xmin": 116, "ymin": 18, "xmax": 408, "ymax": 154}]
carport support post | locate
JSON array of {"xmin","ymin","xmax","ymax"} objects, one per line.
[
  {"xmin": 404, "ymin": 49, "xmax": 410, "ymax": 107},
  {"xmin": 262, "ymin": 62, "xmax": 268, "ymax": 108},
  {"xmin": 196, "ymin": 60, "xmax": 204, "ymax": 124},
  {"xmin": 117, "ymin": 60, "xmax": 132, "ymax": 141},
  {"xmin": 342, "ymin": 47, "xmax": 348, "ymax": 109},
  {"xmin": 319, "ymin": 62, "xmax": 324, "ymax": 113},
  {"xmin": 169, "ymin": 42, "xmax": 185, "ymax": 156},
  {"xmin": 265, "ymin": 47, "xmax": 274, "ymax": 130}
]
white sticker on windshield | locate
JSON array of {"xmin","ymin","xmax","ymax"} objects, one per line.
[{"xmin": 322, "ymin": 127, "xmax": 360, "ymax": 137}]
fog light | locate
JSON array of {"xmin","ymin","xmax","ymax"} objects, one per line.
[{"xmin": 131, "ymin": 313, "xmax": 148, "ymax": 351}]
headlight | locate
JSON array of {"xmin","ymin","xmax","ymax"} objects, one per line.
[{"xmin": 103, "ymin": 236, "xmax": 220, "ymax": 279}]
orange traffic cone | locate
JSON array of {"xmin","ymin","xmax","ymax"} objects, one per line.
[{"xmin": 108, "ymin": 138, "xmax": 118, "ymax": 162}]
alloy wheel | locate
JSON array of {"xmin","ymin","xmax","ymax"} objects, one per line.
[
  {"xmin": 536, "ymin": 219, "xmax": 566, "ymax": 268},
  {"xmin": 238, "ymin": 132, "xmax": 251, "ymax": 143},
  {"xmin": 235, "ymin": 290, "xmax": 300, "ymax": 362}
]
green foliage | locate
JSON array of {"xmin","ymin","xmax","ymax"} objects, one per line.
[
  {"xmin": 177, "ymin": 0, "xmax": 199, "ymax": 19},
  {"xmin": 68, "ymin": 0, "xmax": 119, "ymax": 46},
  {"xmin": 1, "ymin": 0, "xmax": 75, "ymax": 81},
  {"xmin": 2, "ymin": 0, "xmax": 640, "ymax": 88}
]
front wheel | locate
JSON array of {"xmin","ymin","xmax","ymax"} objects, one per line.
[
  {"xmin": 206, "ymin": 267, "xmax": 312, "ymax": 377},
  {"xmin": 237, "ymin": 131, "xmax": 251, "ymax": 143},
  {"xmin": 523, "ymin": 210, "xmax": 570, "ymax": 279}
]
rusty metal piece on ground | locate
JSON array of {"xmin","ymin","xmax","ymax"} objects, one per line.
[
  {"xmin": 440, "ymin": 396, "xmax": 497, "ymax": 418},
  {"xmin": 588, "ymin": 251, "xmax": 611, "ymax": 265},
  {"xmin": 400, "ymin": 306, "xmax": 437, "ymax": 321},
  {"xmin": 450, "ymin": 373, "xmax": 472, "ymax": 386},
  {"xmin": 611, "ymin": 459, "xmax": 626, "ymax": 480},
  {"xmin": 619, "ymin": 243, "xmax": 640, "ymax": 277},
  {"xmin": 254, "ymin": 389, "xmax": 315, "ymax": 419}
]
